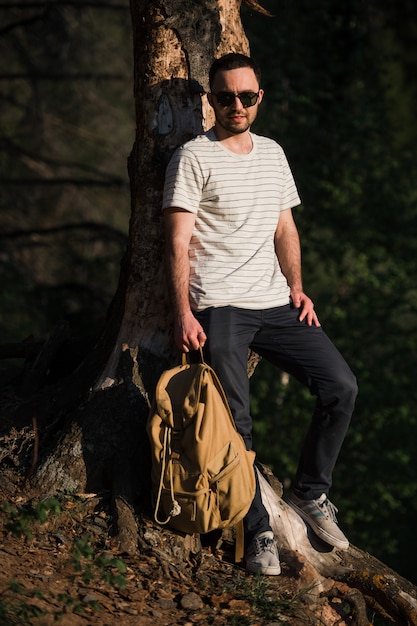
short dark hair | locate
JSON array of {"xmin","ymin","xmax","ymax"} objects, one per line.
[{"xmin": 209, "ymin": 53, "xmax": 262, "ymax": 90}]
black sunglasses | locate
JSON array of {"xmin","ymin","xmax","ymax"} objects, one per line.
[{"xmin": 212, "ymin": 91, "xmax": 260, "ymax": 108}]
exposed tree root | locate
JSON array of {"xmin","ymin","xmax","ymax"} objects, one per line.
[{"xmin": 258, "ymin": 467, "xmax": 417, "ymax": 626}]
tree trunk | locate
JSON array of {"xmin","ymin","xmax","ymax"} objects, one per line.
[
  {"xmin": 20, "ymin": 1, "xmax": 417, "ymax": 622},
  {"xmin": 28, "ymin": 0, "xmax": 250, "ymax": 548},
  {"xmin": 95, "ymin": 0, "xmax": 250, "ymax": 391}
]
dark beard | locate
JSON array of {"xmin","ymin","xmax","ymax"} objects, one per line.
[{"xmin": 216, "ymin": 117, "xmax": 250, "ymax": 135}]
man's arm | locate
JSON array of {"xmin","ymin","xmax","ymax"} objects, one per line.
[
  {"xmin": 274, "ymin": 208, "xmax": 320, "ymax": 327},
  {"xmin": 164, "ymin": 207, "xmax": 207, "ymax": 351}
]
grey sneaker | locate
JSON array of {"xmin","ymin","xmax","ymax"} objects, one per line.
[
  {"xmin": 246, "ymin": 531, "xmax": 281, "ymax": 575},
  {"xmin": 287, "ymin": 493, "xmax": 349, "ymax": 550}
]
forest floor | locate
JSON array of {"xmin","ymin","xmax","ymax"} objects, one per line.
[
  {"xmin": 0, "ymin": 415, "xmax": 354, "ymax": 626},
  {"xmin": 0, "ymin": 468, "xmax": 351, "ymax": 626}
]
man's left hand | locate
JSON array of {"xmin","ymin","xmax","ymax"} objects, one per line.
[{"xmin": 291, "ymin": 290, "xmax": 321, "ymax": 327}]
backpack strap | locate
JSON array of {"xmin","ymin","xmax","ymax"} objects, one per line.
[
  {"xmin": 154, "ymin": 425, "xmax": 181, "ymax": 525},
  {"xmin": 234, "ymin": 520, "xmax": 245, "ymax": 564},
  {"xmin": 181, "ymin": 346, "xmax": 205, "ymax": 366}
]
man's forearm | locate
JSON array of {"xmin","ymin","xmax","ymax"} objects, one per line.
[
  {"xmin": 275, "ymin": 227, "xmax": 303, "ymax": 292},
  {"xmin": 165, "ymin": 239, "xmax": 207, "ymax": 350},
  {"xmin": 163, "ymin": 209, "xmax": 206, "ymax": 349},
  {"xmin": 165, "ymin": 243, "xmax": 192, "ymax": 318}
]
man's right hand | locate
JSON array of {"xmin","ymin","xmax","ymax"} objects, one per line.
[{"xmin": 174, "ymin": 311, "xmax": 206, "ymax": 352}]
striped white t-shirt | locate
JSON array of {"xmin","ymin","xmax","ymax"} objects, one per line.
[{"xmin": 163, "ymin": 128, "xmax": 301, "ymax": 311}]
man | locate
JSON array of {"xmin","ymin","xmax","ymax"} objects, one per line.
[{"xmin": 163, "ymin": 53, "xmax": 357, "ymax": 575}]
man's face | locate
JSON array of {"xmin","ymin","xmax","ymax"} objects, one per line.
[{"xmin": 208, "ymin": 67, "xmax": 264, "ymax": 138}]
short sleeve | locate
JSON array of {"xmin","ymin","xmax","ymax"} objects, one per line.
[{"xmin": 162, "ymin": 145, "xmax": 204, "ymax": 214}]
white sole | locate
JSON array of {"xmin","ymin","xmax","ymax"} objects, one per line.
[{"xmin": 246, "ymin": 563, "xmax": 281, "ymax": 575}]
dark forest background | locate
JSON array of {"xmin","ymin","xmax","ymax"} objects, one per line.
[{"xmin": 1, "ymin": 0, "xmax": 416, "ymax": 584}]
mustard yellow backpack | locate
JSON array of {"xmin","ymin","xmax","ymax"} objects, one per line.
[{"xmin": 147, "ymin": 350, "xmax": 256, "ymax": 538}]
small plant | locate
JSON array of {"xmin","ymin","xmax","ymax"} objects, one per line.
[
  {"xmin": 95, "ymin": 553, "xmax": 127, "ymax": 589},
  {"xmin": 222, "ymin": 572, "xmax": 314, "ymax": 624},
  {"xmin": 72, "ymin": 535, "xmax": 96, "ymax": 583},
  {"xmin": 72, "ymin": 535, "xmax": 127, "ymax": 590},
  {"xmin": 0, "ymin": 496, "xmax": 127, "ymax": 623},
  {"xmin": 249, "ymin": 574, "xmax": 288, "ymax": 621},
  {"xmin": 0, "ymin": 582, "xmax": 47, "ymax": 626},
  {"xmin": 250, "ymin": 576, "xmax": 321, "ymax": 624},
  {"xmin": 56, "ymin": 592, "xmax": 101, "ymax": 617},
  {"xmin": 0, "ymin": 498, "xmax": 61, "ymax": 539}
]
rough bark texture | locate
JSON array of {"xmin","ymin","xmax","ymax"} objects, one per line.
[
  {"xmin": 29, "ymin": 0, "xmax": 251, "ymax": 554},
  {"xmin": 96, "ymin": 0, "xmax": 250, "ymax": 391}
]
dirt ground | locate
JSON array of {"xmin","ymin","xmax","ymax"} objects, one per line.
[
  {"xmin": 0, "ymin": 485, "xmax": 324, "ymax": 626},
  {"xmin": 0, "ymin": 421, "xmax": 351, "ymax": 626}
]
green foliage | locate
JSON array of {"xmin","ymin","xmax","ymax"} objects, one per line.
[
  {"xmin": 0, "ymin": 3, "xmax": 132, "ymax": 348},
  {"xmin": 223, "ymin": 571, "xmax": 313, "ymax": 624},
  {"xmin": 0, "ymin": 497, "xmax": 127, "ymax": 621},
  {"xmin": 243, "ymin": 0, "xmax": 417, "ymax": 585},
  {"xmin": 248, "ymin": 574, "xmax": 296, "ymax": 621},
  {"xmin": 0, "ymin": 579, "xmax": 101, "ymax": 624},
  {"xmin": 72, "ymin": 535, "xmax": 127, "ymax": 589},
  {"xmin": 0, "ymin": 585, "xmax": 47, "ymax": 626},
  {"xmin": 0, "ymin": 498, "xmax": 61, "ymax": 539}
]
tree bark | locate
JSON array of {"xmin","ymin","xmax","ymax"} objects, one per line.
[
  {"xmin": 95, "ymin": 0, "xmax": 250, "ymax": 390},
  {"xmin": 28, "ymin": 0, "xmax": 250, "ymax": 549}
]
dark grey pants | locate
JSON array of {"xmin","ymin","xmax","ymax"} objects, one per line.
[{"xmin": 194, "ymin": 304, "xmax": 358, "ymax": 543}]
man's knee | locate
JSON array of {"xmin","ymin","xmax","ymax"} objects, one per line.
[{"xmin": 335, "ymin": 366, "xmax": 358, "ymax": 413}]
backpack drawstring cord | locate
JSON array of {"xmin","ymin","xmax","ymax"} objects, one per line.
[{"xmin": 154, "ymin": 426, "xmax": 181, "ymax": 525}]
